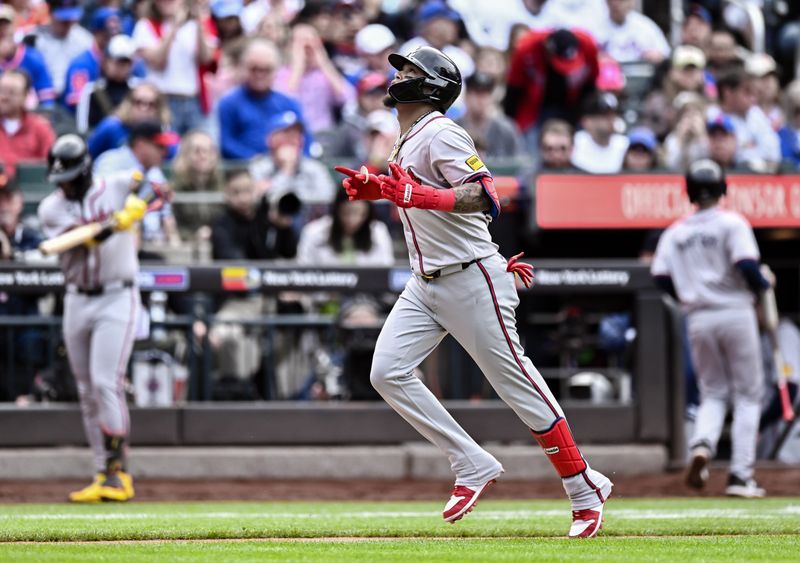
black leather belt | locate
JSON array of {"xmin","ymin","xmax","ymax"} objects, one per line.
[
  {"xmin": 419, "ymin": 258, "xmax": 479, "ymax": 281},
  {"xmin": 68, "ymin": 280, "xmax": 134, "ymax": 296}
]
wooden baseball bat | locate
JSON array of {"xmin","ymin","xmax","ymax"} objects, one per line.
[
  {"xmin": 38, "ymin": 220, "xmax": 113, "ymax": 256},
  {"xmin": 761, "ymin": 282, "xmax": 795, "ymax": 422},
  {"xmin": 39, "ymin": 172, "xmax": 147, "ymax": 256}
]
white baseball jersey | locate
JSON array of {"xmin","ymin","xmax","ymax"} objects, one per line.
[
  {"xmin": 38, "ymin": 173, "xmax": 139, "ymax": 288},
  {"xmin": 651, "ymin": 207, "xmax": 760, "ymax": 312},
  {"xmin": 391, "ymin": 111, "xmax": 500, "ymax": 275}
]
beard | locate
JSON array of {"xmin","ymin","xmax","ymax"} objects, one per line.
[
  {"xmin": 59, "ymin": 178, "xmax": 89, "ymax": 201},
  {"xmin": 383, "ymin": 94, "xmax": 397, "ymax": 108}
]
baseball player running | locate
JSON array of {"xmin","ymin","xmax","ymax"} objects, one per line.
[
  {"xmin": 336, "ymin": 46, "xmax": 612, "ymax": 538},
  {"xmin": 651, "ymin": 160, "xmax": 771, "ymax": 498},
  {"xmin": 38, "ymin": 135, "xmax": 148, "ymax": 503}
]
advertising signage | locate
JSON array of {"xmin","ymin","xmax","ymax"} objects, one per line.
[{"xmin": 536, "ymin": 174, "xmax": 800, "ymax": 228}]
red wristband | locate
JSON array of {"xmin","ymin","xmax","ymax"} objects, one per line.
[{"xmin": 432, "ymin": 187, "xmax": 456, "ymax": 211}]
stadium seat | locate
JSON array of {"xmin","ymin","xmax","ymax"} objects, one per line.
[
  {"xmin": 15, "ymin": 162, "xmax": 50, "ymax": 195},
  {"xmin": 33, "ymin": 106, "xmax": 78, "ymax": 137},
  {"xmin": 619, "ymin": 61, "xmax": 657, "ymax": 125}
]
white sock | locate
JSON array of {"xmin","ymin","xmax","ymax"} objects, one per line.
[{"xmin": 562, "ymin": 467, "xmax": 611, "ymax": 510}]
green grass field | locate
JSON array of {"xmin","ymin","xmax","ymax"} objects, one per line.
[{"xmin": 0, "ymin": 498, "xmax": 798, "ymax": 561}]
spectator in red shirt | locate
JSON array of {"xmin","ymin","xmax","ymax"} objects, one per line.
[
  {"xmin": 503, "ymin": 28, "xmax": 599, "ymax": 155},
  {"xmin": 0, "ymin": 69, "xmax": 55, "ymax": 178}
]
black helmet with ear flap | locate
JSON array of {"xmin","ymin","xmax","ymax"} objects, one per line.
[
  {"xmin": 47, "ymin": 134, "xmax": 93, "ymax": 200},
  {"xmin": 387, "ymin": 46, "xmax": 462, "ymax": 112},
  {"xmin": 685, "ymin": 158, "xmax": 726, "ymax": 204}
]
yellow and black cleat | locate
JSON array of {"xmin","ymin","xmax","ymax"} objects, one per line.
[
  {"xmin": 98, "ymin": 471, "xmax": 135, "ymax": 502},
  {"xmin": 68, "ymin": 473, "xmax": 106, "ymax": 503}
]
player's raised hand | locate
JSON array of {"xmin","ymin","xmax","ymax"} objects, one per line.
[
  {"xmin": 506, "ymin": 252, "xmax": 534, "ymax": 288},
  {"xmin": 380, "ymin": 163, "xmax": 455, "ymax": 211},
  {"xmin": 334, "ymin": 166, "xmax": 383, "ymax": 201}
]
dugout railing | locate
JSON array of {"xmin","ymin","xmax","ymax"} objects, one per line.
[
  {"xmin": 6, "ymin": 160, "xmax": 800, "ymax": 462},
  {"xmin": 0, "ymin": 260, "xmax": 687, "ymax": 459}
]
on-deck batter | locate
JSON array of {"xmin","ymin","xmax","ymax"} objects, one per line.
[
  {"xmin": 336, "ymin": 46, "xmax": 612, "ymax": 538},
  {"xmin": 651, "ymin": 159, "xmax": 772, "ymax": 498},
  {"xmin": 38, "ymin": 134, "xmax": 147, "ymax": 503}
]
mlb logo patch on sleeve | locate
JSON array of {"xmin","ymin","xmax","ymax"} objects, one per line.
[{"xmin": 466, "ymin": 155, "xmax": 484, "ymax": 171}]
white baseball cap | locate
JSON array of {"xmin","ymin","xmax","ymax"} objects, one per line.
[
  {"xmin": 106, "ymin": 34, "xmax": 136, "ymax": 61},
  {"xmin": 0, "ymin": 5, "xmax": 15, "ymax": 22},
  {"xmin": 672, "ymin": 45, "xmax": 706, "ymax": 69},
  {"xmin": 355, "ymin": 24, "xmax": 396, "ymax": 55},
  {"xmin": 366, "ymin": 110, "xmax": 399, "ymax": 136},
  {"xmin": 745, "ymin": 53, "xmax": 777, "ymax": 77}
]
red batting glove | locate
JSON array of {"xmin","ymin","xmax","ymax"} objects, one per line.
[
  {"xmin": 334, "ymin": 166, "xmax": 383, "ymax": 201},
  {"xmin": 380, "ymin": 162, "xmax": 456, "ymax": 211},
  {"xmin": 507, "ymin": 252, "xmax": 534, "ymax": 288},
  {"xmin": 146, "ymin": 180, "xmax": 169, "ymax": 212}
]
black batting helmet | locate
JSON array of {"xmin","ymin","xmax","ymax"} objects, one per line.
[
  {"xmin": 685, "ymin": 159, "xmax": 726, "ymax": 204},
  {"xmin": 47, "ymin": 134, "xmax": 93, "ymax": 200},
  {"xmin": 387, "ymin": 46, "xmax": 462, "ymax": 112}
]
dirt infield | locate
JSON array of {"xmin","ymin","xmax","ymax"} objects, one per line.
[{"xmin": 1, "ymin": 467, "xmax": 798, "ymax": 503}]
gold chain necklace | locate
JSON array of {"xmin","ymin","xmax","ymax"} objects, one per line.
[{"xmin": 388, "ymin": 110, "xmax": 436, "ymax": 163}]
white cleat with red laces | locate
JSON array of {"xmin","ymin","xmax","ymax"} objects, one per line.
[
  {"xmin": 442, "ymin": 479, "xmax": 496, "ymax": 523},
  {"xmin": 569, "ymin": 505, "xmax": 605, "ymax": 538}
]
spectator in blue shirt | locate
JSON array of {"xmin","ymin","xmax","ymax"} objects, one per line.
[
  {"xmin": 61, "ymin": 7, "xmax": 147, "ymax": 112},
  {"xmin": 93, "ymin": 120, "xmax": 181, "ymax": 247},
  {"xmin": 0, "ymin": 179, "xmax": 45, "ymax": 401},
  {"xmin": 0, "ymin": 178, "xmax": 41, "ymax": 261},
  {"xmin": 779, "ymin": 80, "xmax": 800, "ymax": 170},
  {"xmin": 0, "ymin": 5, "xmax": 54, "ymax": 107},
  {"xmin": 88, "ymin": 81, "xmax": 177, "ymax": 159},
  {"xmin": 30, "ymin": 0, "xmax": 93, "ymax": 100},
  {"xmin": 217, "ymin": 38, "xmax": 311, "ymax": 160}
]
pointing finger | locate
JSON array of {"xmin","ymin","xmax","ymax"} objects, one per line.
[{"xmin": 334, "ymin": 166, "xmax": 359, "ymax": 178}]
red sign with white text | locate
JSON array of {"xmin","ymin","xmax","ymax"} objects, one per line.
[{"xmin": 536, "ymin": 174, "xmax": 800, "ymax": 228}]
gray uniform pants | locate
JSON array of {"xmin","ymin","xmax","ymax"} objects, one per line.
[
  {"xmin": 687, "ymin": 307, "xmax": 764, "ymax": 480},
  {"xmin": 63, "ymin": 287, "xmax": 139, "ymax": 472},
  {"xmin": 371, "ymin": 253, "xmax": 564, "ymax": 487}
]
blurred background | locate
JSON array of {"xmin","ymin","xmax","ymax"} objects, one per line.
[{"xmin": 0, "ymin": 0, "xmax": 799, "ymax": 483}]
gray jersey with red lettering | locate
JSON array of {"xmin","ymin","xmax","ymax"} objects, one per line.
[
  {"xmin": 391, "ymin": 111, "xmax": 499, "ymax": 275},
  {"xmin": 38, "ymin": 173, "xmax": 138, "ymax": 287}
]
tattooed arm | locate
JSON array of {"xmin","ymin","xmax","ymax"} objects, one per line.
[
  {"xmin": 380, "ymin": 163, "xmax": 499, "ymax": 216},
  {"xmin": 452, "ymin": 183, "xmax": 492, "ymax": 213}
]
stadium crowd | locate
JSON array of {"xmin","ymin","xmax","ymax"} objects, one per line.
[{"xmin": 0, "ymin": 0, "xmax": 799, "ymax": 404}]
